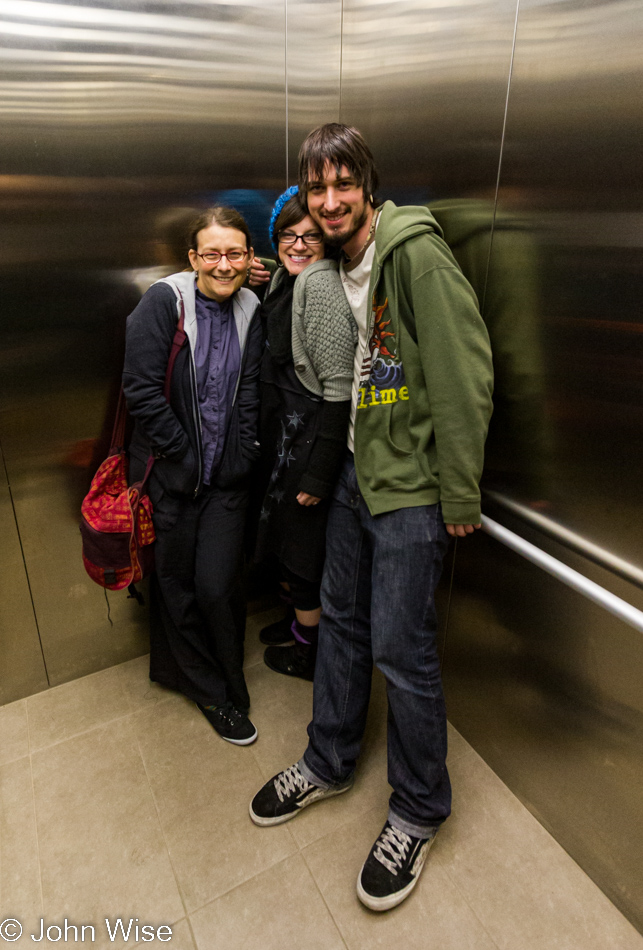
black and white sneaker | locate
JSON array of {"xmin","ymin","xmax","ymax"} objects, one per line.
[
  {"xmin": 357, "ymin": 820, "xmax": 436, "ymax": 911},
  {"xmin": 198, "ymin": 701, "xmax": 257, "ymax": 745},
  {"xmin": 249, "ymin": 762, "xmax": 353, "ymax": 826}
]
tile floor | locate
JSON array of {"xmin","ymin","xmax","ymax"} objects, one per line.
[{"xmin": 1, "ymin": 606, "xmax": 642, "ymax": 950}]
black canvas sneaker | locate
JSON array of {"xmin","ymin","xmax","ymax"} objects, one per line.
[
  {"xmin": 357, "ymin": 820, "xmax": 437, "ymax": 911},
  {"xmin": 249, "ymin": 762, "xmax": 353, "ymax": 826},
  {"xmin": 263, "ymin": 641, "xmax": 317, "ymax": 681},
  {"xmin": 197, "ymin": 702, "xmax": 257, "ymax": 745}
]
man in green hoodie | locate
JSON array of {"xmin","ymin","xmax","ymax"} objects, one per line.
[{"xmin": 250, "ymin": 124, "xmax": 494, "ymax": 911}]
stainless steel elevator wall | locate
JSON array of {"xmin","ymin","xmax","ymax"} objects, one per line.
[
  {"xmin": 432, "ymin": 0, "xmax": 643, "ymax": 929},
  {"xmin": 0, "ymin": 0, "xmax": 290, "ymax": 698},
  {"xmin": 339, "ymin": 0, "xmax": 519, "ymax": 194}
]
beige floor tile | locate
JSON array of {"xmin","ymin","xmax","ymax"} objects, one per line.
[
  {"xmin": 0, "ymin": 699, "xmax": 30, "ymax": 765},
  {"xmin": 190, "ymin": 853, "xmax": 346, "ymax": 950},
  {"xmin": 0, "ymin": 757, "xmax": 43, "ymax": 938},
  {"xmin": 130, "ymin": 657, "xmax": 297, "ymax": 915},
  {"xmin": 26, "ymin": 666, "xmax": 130, "ymax": 752},
  {"xmin": 446, "ymin": 721, "xmax": 473, "ymax": 764},
  {"xmin": 132, "ymin": 696, "xmax": 266, "ymax": 826},
  {"xmin": 244, "ymin": 606, "xmax": 286, "ymax": 670},
  {"xmin": 303, "ymin": 807, "xmax": 499, "ymax": 950},
  {"xmin": 31, "ymin": 718, "xmax": 184, "ymax": 949},
  {"xmin": 161, "ymin": 803, "xmax": 298, "ymax": 913},
  {"xmin": 135, "ymin": 917, "xmax": 195, "ymax": 949},
  {"xmin": 117, "ymin": 653, "xmax": 180, "ymax": 712},
  {"xmin": 436, "ymin": 750, "xmax": 643, "ymax": 950},
  {"xmin": 245, "ymin": 663, "xmax": 314, "ymax": 780}
]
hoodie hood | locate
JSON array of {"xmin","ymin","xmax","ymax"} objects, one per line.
[
  {"xmin": 156, "ymin": 270, "xmax": 258, "ymax": 357},
  {"xmin": 375, "ymin": 201, "xmax": 443, "ymax": 262},
  {"xmin": 427, "ymin": 198, "xmax": 531, "ymax": 249}
]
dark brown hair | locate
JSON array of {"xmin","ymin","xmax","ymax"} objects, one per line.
[
  {"xmin": 298, "ymin": 123, "xmax": 379, "ymax": 203},
  {"xmin": 272, "ymin": 193, "xmax": 313, "ymax": 240},
  {"xmin": 188, "ymin": 206, "xmax": 253, "ymax": 252}
]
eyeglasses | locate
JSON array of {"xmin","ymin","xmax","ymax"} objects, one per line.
[
  {"xmin": 278, "ymin": 230, "xmax": 323, "ymax": 247},
  {"xmin": 196, "ymin": 250, "xmax": 248, "ymax": 264}
]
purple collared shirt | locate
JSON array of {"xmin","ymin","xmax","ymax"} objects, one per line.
[{"xmin": 194, "ymin": 289, "xmax": 240, "ymax": 485}]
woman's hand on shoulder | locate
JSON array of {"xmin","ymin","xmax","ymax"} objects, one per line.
[{"xmin": 296, "ymin": 491, "xmax": 322, "ymax": 507}]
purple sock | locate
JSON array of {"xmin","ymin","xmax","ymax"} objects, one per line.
[{"xmin": 292, "ymin": 620, "xmax": 319, "ymax": 646}]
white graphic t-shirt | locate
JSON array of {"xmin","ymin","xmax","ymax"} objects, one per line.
[{"xmin": 340, "ymin": 239, "xmax": 377, "ymax": 452}]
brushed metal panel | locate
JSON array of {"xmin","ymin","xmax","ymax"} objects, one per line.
[
  {"xmin": 0, "ymin": 0, "xmax": 289, "ymax": 692},
  {"xmin": 339, "ymin": 0, "xmax": 519, "ymax": 195},
  {"xmin": 0, "ymin": 374, "xmax": 152, "ymax": 686},
  {"xmin": 444, "ymin": 525, "xmax": 643, "ymax": 930},
  {"xmin": 493, "ymin": 0, "xmax": 643, "ymax": 563},
  {"xmin": 286, "ymin": 0, "xmax": 342, "ymax": 182},
  {"xmin": 0, "ymin": 444, "xmax": 49, "ymax": 704}
]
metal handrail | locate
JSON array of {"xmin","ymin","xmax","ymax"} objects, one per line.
[
  {"xmin": 481, "ymin": 516, "xmax": 643, "ymax": 635},
  {"xmin": 484, "ymin": 490, "xmax": 643, "ymax": 591}
]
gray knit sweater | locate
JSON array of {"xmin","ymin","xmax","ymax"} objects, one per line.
[{"xmin": 269, "ymin": 260, "xmax": 357, "ymax": 401}]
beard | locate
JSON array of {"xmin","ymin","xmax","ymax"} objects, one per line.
[{"xmin": 320, "ymin": 203, "xmax": 369, "ymax": 248}]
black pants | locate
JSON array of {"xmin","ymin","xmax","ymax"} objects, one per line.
[{"xmin": 149, "ymin": 485, "xmax": 250, "ymax": 711}]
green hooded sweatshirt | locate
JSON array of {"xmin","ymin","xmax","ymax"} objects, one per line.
[{"xmin": 353, "ymin": 201, "xmax": 494, "ymax": 524}]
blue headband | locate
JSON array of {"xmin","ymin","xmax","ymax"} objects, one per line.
[{"xmin": 269, "ymin": 185, "xmax": 300, "ymax": 251}]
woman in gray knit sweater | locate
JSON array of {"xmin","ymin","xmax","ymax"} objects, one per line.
[{"xmin": 254, "ymin": 188, "xmax": 357, "ymax": 680}]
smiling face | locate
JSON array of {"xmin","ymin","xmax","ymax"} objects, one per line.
[
  {"xmin": 188, "ymin": 223, "xmax": 252, "ymax": 301},
  {"xmin": 305, "ymin": 162, "xmax": 371, "ymax": 251},
  {"xmin": 277, "ymin": 215, "xmax": 324, "ymax": 276}
]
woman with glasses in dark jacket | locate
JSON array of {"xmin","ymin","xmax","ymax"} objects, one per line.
[
  {"xmin": 123, "ymin": 206, "xmax": 262, "ymax": 745},
  {"xmin": 254, "ymin": 187, "xmax": 356, "ymax": 680}
]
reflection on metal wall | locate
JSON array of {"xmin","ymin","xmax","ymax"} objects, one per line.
[
  {"xmin": 286, "ymin": 0, "xmax": 342, "ymax": 180},
  {"xmin": 495, "ymin": 0, "xmax": 643, "ymax": 561},
  {"xmin": 0, "ymin": 0, "xmax": 289, "ymax": 693},
  {"xmin": 438, "ymin": 0, "xmax": 643, "ymax": 931},
  {"xmin": 0, "ymin": 444, "xmax": 49, "ymax": 705},
  {"xmin": 339, "ymin": 0, "xmax": 519, "ymax": 194}
]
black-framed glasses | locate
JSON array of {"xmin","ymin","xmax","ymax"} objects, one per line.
[
  {"xmin": 196, "ymin": 249, "xmax": 248, "ymax": 264},
  {"xmin": 278, "ymin": 230, "xmax": 323, "ymax": 247}
]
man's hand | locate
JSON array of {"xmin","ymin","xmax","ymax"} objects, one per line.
[
  {"xmin": 297, "ymin": 492, "xmax": 322, "ymax": 507},
  {"xmin": 249, "ymin": 257, "xmax": 272, "ymax": 287},
  {"xmin": 446, "ymin": 523, "xmax": 481, "ymax": 538}
]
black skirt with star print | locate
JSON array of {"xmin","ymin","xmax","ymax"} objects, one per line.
[{"xmin": 254, "ymin": 342, "xmax": 329, "ymax": 584}]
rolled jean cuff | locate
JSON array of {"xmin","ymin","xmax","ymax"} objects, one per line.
[
  {"xmin": 388, "ymin": 808, "xmax": 441, "ymax": 841},
  {"xmin": 298, "ymin": 756, "xmax": 331, "ymax": 790}
]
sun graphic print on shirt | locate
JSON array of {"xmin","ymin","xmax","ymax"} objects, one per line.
[{"xmin": 357, "ymin": 297, "xmax": 409, "ymax": 410}]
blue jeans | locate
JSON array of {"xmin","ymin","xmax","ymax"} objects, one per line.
[{"xmin": 300, "ymin": 453, "xmax": 451, "ymax": 837}]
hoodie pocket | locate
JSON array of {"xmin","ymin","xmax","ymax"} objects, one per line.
[{"xmin": 385, "ymin": 402, "xmax": 415, "ymax": 457}]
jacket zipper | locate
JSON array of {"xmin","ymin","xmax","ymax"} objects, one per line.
[{"xmin": 188, "ymin": 349, "xmax": 204, "ymax": 498}]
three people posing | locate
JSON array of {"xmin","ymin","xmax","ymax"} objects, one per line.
[
  {"xmin": 123, "ymin": 121, "xmax": 493, "ymax": 913},
  {"xmin": 249, "ymin": 124, "xmax": 494, "ymax": 912}
]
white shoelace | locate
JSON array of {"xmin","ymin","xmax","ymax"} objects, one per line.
[
  {"xmin": 374, "ymin": 825, "xmax": 412, "ymax": 875},
  {"xmin": 274, "ymin": 765, "xmax": 312, "ymax": 803}
]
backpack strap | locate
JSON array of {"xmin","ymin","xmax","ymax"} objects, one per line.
[
  {"xmin": 108, "ymin": 389, "xmax": 129, "ymax": 455},
  {"xmin": 163, "ymin": 297, "xmax": 187, "ymax": 401}
]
